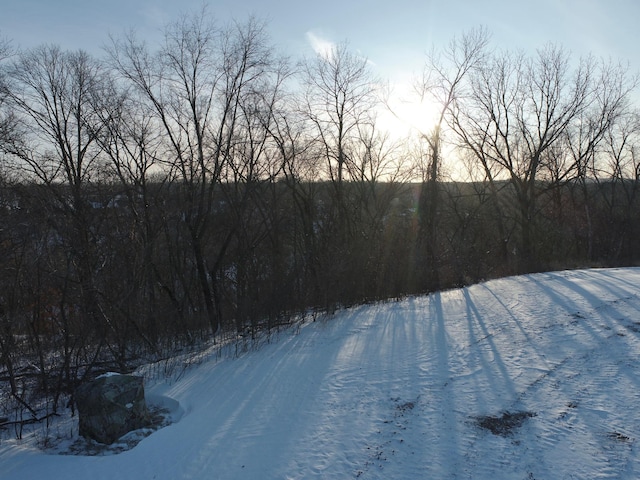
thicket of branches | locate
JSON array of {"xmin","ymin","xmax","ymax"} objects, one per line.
[{"xmin": 0, "ymin": 15, "xmax": 639, "ymax": 423}]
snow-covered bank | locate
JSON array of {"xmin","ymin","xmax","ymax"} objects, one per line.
[{"xmin": 1, "ymin": 268, "xmax": 639, "ymax": 479}]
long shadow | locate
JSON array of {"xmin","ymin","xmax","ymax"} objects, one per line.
[
  {"xmin": 539, "ymin": 269, "xmax": 637, "ymax": 316},
  {"xmin": 535, "ymin": 271, "xmax": 630, "ymax": 341},
  {"xmin": 461, "ymin": 287, "xmax": 519, "ymax": 412},
  {"xmin": 477, "ymin": 282, "xmax": 540, "ymax": 352},
  {"xmin": 596, "ymin": 267, "xmax": 640, "ymax": 293},
  {"xmin": 538, "ymin": 270, "xmax": 640, "ymax": 385},
  {"xmin": 480, "ymin": 269, "xmax": 640, "ymax": 397},
  {"xmin": 167, "ymin": 309, "xmax": 372, "ymax": 479},
  {"xmin": 417, "ymin": 292, "xmax": 463, "ymax": 478}
]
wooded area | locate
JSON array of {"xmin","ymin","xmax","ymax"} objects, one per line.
[{"xmin": 0, "ymin": 16, "xmax": 638, "ymax": 424}]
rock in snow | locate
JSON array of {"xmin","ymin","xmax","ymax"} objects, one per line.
[{"xmin": 75, "ymin": 374, "xmax": 151, "ymax": 444}]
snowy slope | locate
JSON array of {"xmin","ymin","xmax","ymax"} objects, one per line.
[{"xmin": 1, "ymin": 268, "xmax": 640, "ymax": 479}]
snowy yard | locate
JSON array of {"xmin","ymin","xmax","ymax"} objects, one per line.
[{"xmin": 1, "ymin": 268, "xmax": 639, "ymax": 479}]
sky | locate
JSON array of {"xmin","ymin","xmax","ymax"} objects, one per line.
[
  {"xmin": 1, "ymin": 0, "xmax": 639, "ymax": 137},
  {"xmin": 2, "ymin": 0, "xmax": 638, "ymax": 69}
]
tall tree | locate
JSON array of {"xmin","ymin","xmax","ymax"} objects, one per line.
[
  {"xmin": 95, "ymin": 81, "xmax": 170, "ymax": 347},
  {"xmin": 301, "ymin": 42, "xmax": 378, "ymax": 212},
  {"xmin": 301, "ymin": 42, "xmax": 379, "ymax": 303},
  {"xmin": 108, "ymin": 12, "xmax": 286, "ymax": 336},
  {"xmin": 452, "ymin": 46, "xmax": 635, "ymax": 271},
  {"xmin": 3, "ymin": 45, "xmax": 113, "ymax": 350},
  {"xmin": 562, "ymin": 60, "xmax": 638, "ymax": 261},
  {"xmin": 415, "ymin": 27, "xmax": 490, "ymax": 289},
  {"xmin": 0, "ymin": 35, "xmax": 14, "ymax": 155}
]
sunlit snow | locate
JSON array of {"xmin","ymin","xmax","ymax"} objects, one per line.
[{"xmin": 1, "ymin": 268, "xmax": 639, "ymax": 479}]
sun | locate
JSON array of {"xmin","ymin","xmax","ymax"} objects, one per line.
[{"xmin": 377, "ymin": 78, "xmax": 442, "ymax": 140}]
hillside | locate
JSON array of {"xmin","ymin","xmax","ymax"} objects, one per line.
[{"xmin": 1, "ymin": 268, "xmax": 640, "ymax": 479}]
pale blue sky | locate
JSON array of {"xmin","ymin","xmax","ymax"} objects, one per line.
[
  {"xmin": 1, "ymin": 0, "xmax": 638, "ymax": 139},
  {"xmin": 2, "ymin": 0, "xmax": 639, "ymax": 76}
]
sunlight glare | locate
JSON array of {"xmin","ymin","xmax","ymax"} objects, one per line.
[{"xmin": 378, "ymin": 79, "xmax": 441, "ymax": 140}]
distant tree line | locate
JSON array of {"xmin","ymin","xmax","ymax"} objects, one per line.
[{"xmin": 0, "ymin": 14, "xmax": 638, "ymax": 420}]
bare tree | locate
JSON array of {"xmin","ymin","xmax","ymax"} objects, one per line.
[
  {"xmin": 3, "ymin": 45, "xmax": 114, "ymax": 353},
  {"xmin": 0, "ymin": 34, "xmax": 16, "ymax": 164},
  {"xmin": 218, "ymin": 47, "xmax": 292, "ymax": 334},
  {"xmin": 301, "ymin": 41, "xmax": 378, "ymax": 210},
  {"xmin": 585, "ymin": 108, "xmax": 640, "ymax": 261},
  {"xmin": 268, "ymin": 104, "xmax": 322, "ymax": 309},
  {"xmin": 347, "ymin": 125, "xmax": 410, "ymax": 296},
  {"xmin": 452, "ymin": 45, "xmax": 636, "ymax": 271},
  {"xmin": 558, "ymin": 60, "xmax": 639, "ymax": 261},
  {"xmin": 414, "ymin": 27, "xmax": 490, "ymax": 289},
  {"xmin": 0, "ymin": 44, "xmax": 124, "ymax": 417},
  {"xmin": 108, "ymin": 11, "xmax": 287, "ymax": 337},
  {"xmin": 300, "ymin": 41, "xmax": 380, "ymax": 304},
  {"xmin": 94, "ymin": 80, "xmax": 171, "ymax": 348}
]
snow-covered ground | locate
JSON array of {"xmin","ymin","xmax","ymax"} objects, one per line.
[{"xmin": 2, "ymin": 268, "xmax": 640, "ymax": 479}]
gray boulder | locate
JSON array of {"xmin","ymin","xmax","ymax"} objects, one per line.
[{"xmin": 75, "ymin": 373, "xmax": 152, "ymax": 444}]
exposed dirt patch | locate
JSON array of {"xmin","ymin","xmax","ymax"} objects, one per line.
[
  {"xmin": 607, "ymin": 431, "xmax": 631, "ymax": 443},
  {"xmin": 475, "ymin": 410, "xmax": 536, "ymax": 437},
  {"xmin": 394, "ymin": 398, "xmax": 416, "ymax": 415},
  {"xmin": 624, "ymin": 323, "xmax": 640, "ymax": 333},
  {"xmin": 356, "ymin": 396, "xmax": 420, "ymax": 477}
]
